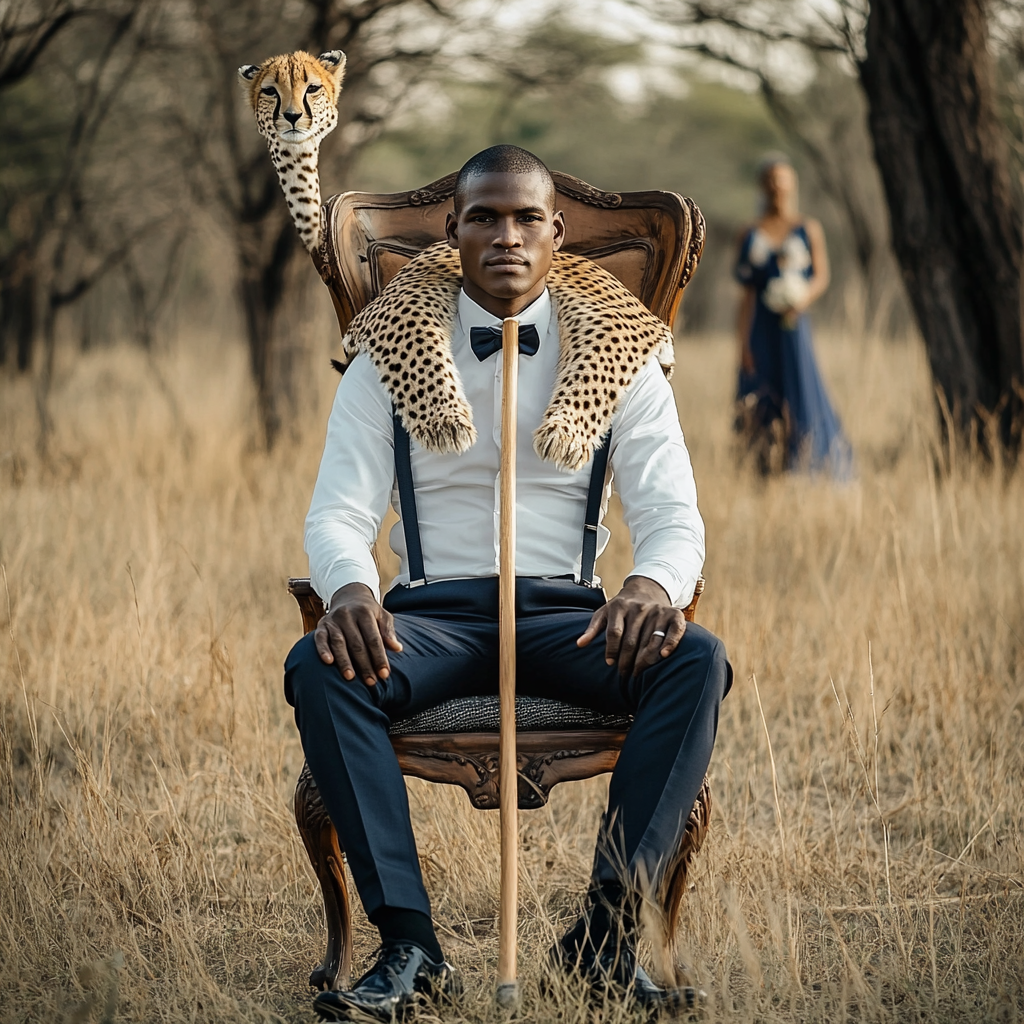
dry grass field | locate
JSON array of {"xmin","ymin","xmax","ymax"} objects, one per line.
[{"xmin": 2, "ymin": 327, "xmax": 1022, "ymax": 1023}]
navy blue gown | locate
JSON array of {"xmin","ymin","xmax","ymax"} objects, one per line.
[{"xmin": 735, "ymin": 224, "xmax": 853, "ymax": 479}]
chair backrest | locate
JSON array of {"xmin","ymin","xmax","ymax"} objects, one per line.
[{"xmin": 311, "ymin": 170, "xmax": 705, "ymax": 333}]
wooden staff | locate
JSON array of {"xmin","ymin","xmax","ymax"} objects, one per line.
[{"xmin": 496, "ymin": 317, "xmax": 520, "ymax": 1008}]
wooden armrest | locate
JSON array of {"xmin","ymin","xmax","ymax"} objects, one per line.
[
  {"xmin": 288, "ymin": 578, "xmax": 326, "ymax": 635},
  {"xmin": 683, "ymin": 575, "xmax": 705, "ymax": 623}
]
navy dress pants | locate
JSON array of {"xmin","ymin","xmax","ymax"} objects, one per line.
[{"xmin": 284, "ymin": 578, "xmax": 732, "ymax": 920}]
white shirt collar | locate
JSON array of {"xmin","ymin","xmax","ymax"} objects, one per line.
[{"xmin": 456, "ymin": 287, "xmax": 552, "ymax": 342}]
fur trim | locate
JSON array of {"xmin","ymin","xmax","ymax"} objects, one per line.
[{"xmin": 337, "ymin": 241, "xmax": 674, "ymax": 471}]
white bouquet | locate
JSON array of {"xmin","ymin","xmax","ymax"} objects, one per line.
[{"xmin": 762, "ymin": 271, "xmax": 809, "ymax": 316}]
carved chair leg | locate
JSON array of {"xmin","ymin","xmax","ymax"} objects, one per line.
[
  {"xmin": 648, "ymin": 775, "xmax": 713, "ymax": 985},
  {"xmin": 295, "ymin": 761, "xmax": 353, "ymax": 991}
]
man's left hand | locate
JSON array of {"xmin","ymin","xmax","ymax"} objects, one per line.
[{"xmin": 577, "ymin": 575, "xmax": 687, "ymax": 679}]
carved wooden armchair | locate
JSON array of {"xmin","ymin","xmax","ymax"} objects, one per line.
[{"xmin": 292, "ymin": 170, "xmax": 709, "ymax": 992}]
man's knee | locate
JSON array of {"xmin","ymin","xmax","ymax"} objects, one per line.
[
  {"xmin": 284, "ymin": 632, "xmax": 321, "ymax": 709},
  {"xmin": 655, "ymin": 622, "xmax": 732, "ymax": 701},
  {"xmin": 708, "ymin": 634, "xmax": 732, "ymax": 700},
  {"xmin": 686, "ymin": 623, "xmax": 732, "ymax": 699},
  {"xmin": 284, "ymin": 631, "xmax": 382, "ymax": 716}
]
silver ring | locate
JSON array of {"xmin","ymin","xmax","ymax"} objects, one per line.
[{"xmin": 652, "ymin": 630, "xmax": 667, "ymax": 638}]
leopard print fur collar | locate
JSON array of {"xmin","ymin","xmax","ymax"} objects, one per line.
[{"xmin": 335, "ymin": 241, "xmax": 675, "ymax": 472}]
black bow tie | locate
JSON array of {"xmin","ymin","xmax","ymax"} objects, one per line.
[{"xmin": 469, "ymin": 322, "xmax": 541, "ymax": 361}]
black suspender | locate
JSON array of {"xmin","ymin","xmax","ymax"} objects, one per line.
[
  {"xmin": 580, "ymin": 429, "xmax": 612, "ymax": 587},
  {"xmin": 393, "ymin": 413, "xmax": 427, "ymax": 587},
  {"xmin": 393, "ymin": 413, "xmax": 611, "ymax": 589}
]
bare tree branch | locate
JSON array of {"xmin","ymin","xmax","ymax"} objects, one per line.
[
  {"xmin": 683, "ymin": 2, "xmax": 848, "ymax": 53},
  {"xmin": 0, "ymin": 0, "xmax": 84, "ymax": 88},
  {"xmin": 628, "ymin": 0, "xmax": 852, "ymax": 59}
]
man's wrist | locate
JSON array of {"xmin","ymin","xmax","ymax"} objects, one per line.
[
  {"xmin": 328, "ymin": 581, "xmax": 377, "ymax": 610},
  {"xmin": 620, "ymin": 575, "xmax": 670, "ymax": 604}
]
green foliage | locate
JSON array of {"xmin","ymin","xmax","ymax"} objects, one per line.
[{"xmin": 351, "ymin": 21, "xmax": 785, "ymax": 229}]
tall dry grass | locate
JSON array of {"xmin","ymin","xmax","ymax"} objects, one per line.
[{"xmin": 1, "ymin": 328, "xmax": 1022, "ymax": 1023}]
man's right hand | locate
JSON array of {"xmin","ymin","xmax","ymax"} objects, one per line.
[{"xmin": 314, "ymin": 582, "xmax": 403, "ymax": 686}]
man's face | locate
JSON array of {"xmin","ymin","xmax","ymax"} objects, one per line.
[{"xmin": 446, "ymin": 171, "xmax": 565, "ymax": 316}]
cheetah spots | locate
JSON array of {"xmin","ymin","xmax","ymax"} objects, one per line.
[{"xmin": 333, "ymin": 242, "xmax": 673, "ymax": 472}]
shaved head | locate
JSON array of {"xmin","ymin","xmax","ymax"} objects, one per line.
[
  {"xmin": 454, "ymin": 145, "xmax": 555, "ymax": 214},
  {"xmin": 445, "ymin": 146, "xmax": 565, "ymax": 319}
]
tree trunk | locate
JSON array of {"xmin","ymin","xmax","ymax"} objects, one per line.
[
  {"xmin": 860, "ymin": 0, "xmax": 1023, "ymax": 453},
  {"xmin": 237, "ymin": 211, "xmax": 303, "ymax": 450},
  {"xmin": 0, "ymin": 249, "xmax": 36, "ymax": 371}
]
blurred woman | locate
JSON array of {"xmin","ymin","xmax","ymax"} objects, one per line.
[{"xmin": 734, "ymin": 157, "xmax": 853, "ymax": 478}]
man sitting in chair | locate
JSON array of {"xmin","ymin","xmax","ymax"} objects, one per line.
[{"xmin": 285, "ymin": 144, "xmax": 732, "ymax": 1022}]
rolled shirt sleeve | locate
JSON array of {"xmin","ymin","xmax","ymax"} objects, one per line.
[
  {"xmin": 610, "ymin": 358, "xmax": 705, "ymax": 607},
  {"xmin": 304, "ymin": 354, "xmax": 395, "ymax": 604}
]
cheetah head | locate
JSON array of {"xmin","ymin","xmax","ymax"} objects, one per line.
[
  {"xmin": 238, "ymin": 49, "xmax": 346, "ymax": 253},
  {"xmin": 237, "ymin": 49, "xmax": 346, "ymax": 148}
]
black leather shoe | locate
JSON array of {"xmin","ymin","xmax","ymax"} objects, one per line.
[
  {"xmin": 549, "ymin": 938, "xmax": 697, "ymax": 1014},
  {"xmin": 313, "ymin": 942, "xmax": 460, "ymax": 1022}
]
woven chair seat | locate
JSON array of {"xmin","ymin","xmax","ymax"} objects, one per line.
[{"xmin": 388, "ymin": 695, "xmax": 631, "ymax": 735}]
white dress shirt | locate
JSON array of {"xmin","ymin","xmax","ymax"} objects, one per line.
[{"xmin": 305, "ymin": 287, "xmax": 705, "ymax": 606}]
